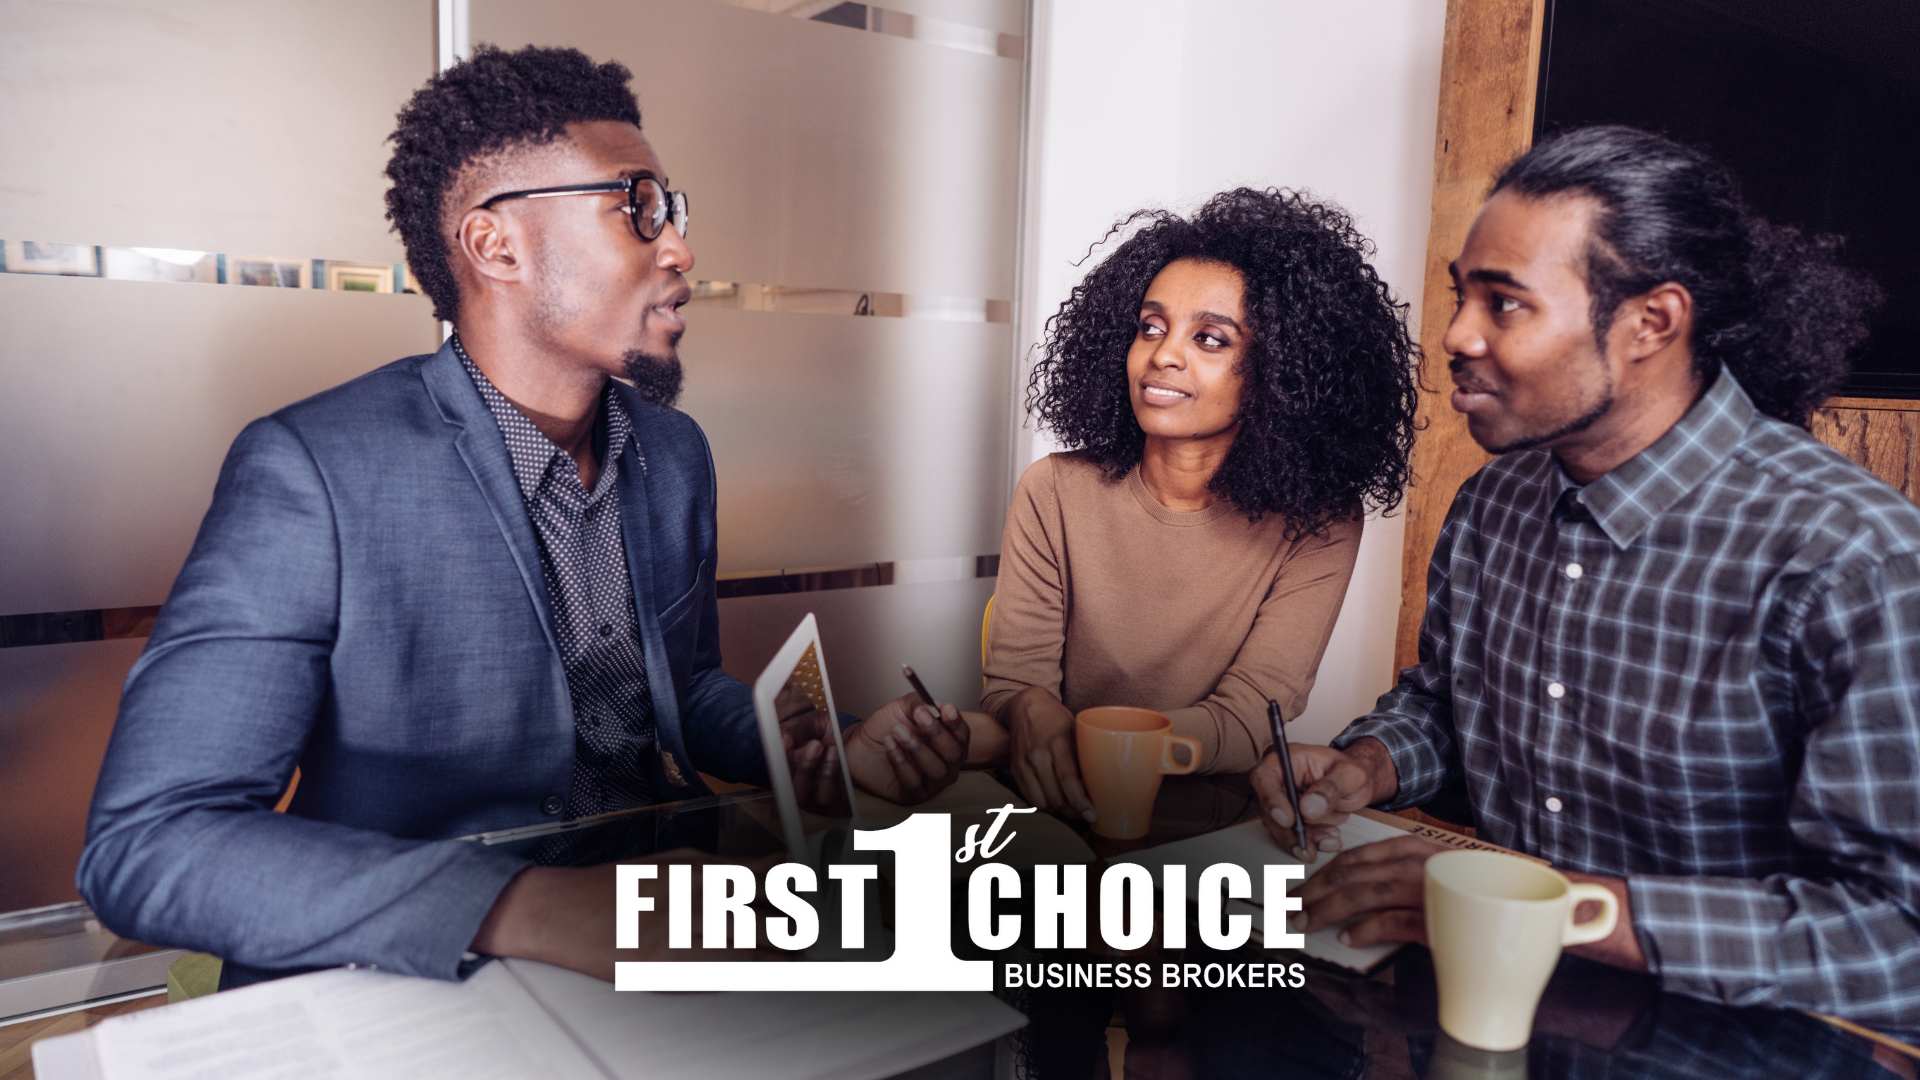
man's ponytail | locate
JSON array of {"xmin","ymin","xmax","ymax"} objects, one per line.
[{"xmin": 1494, "ymin": 126, "xmax": 1882, "ymax": 427}]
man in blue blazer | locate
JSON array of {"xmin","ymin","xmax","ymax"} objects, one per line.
[{"xmin": 78, "ymin": 45, "xmax": 971, "ymax": 985}]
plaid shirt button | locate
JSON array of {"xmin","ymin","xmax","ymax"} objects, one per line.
[
  {"xmin": 1546, "ymin": 682, "xmax": 1566, "ymax": 699},
  {"xmin": 1564, "ymin": 562, "xmax": 1583, "ymax": 580},
  {"xmin": 1545, "ymin": 797, "xmax": 1564, "ymax": 813}
]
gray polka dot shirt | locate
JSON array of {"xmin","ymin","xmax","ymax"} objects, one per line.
[{"xmin": 455, "ymin": 335, "xmax": 655, "ymax": 820}]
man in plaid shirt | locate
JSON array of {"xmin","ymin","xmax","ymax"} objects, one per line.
[{"xmin": 1255, "ymin": 126, "xmax": 1917, "ymax": 1034}]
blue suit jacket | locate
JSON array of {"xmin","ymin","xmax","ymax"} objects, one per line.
[{"xmin": 78, "ymin": 342, "xmax": 762, "ymax": 979}]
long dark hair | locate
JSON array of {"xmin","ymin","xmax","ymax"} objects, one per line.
[
  {"xmin": 1026, "ymin": 188, "xmax": 1420, "ymax": 534},
  {"xmin": 1494, "ymin": 126, "xmax": 1883, "ymax": 427}
]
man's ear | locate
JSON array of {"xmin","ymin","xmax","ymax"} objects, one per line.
[
  {"xmin": 1619, "ymin": 281, "xmax": 1693, "ymax": 362},
  {"xmin": 453, "ymin": 207, "xmax": 525, "ymax": 287}
]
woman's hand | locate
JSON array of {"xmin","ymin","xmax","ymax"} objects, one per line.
[
  {"xmin": 782, "ymin": 696, "xmax": 971, "ymax": 808},
  {"xmin": 1005, "ymin": 685, "xmax": 1096, "ymax": 821},
  {"xmin": 844, "ymin": 694, "xmax": 972, "ymax": 804}
]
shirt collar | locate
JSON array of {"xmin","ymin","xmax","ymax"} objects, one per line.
[
  {"xmin": 452, "ymin": 333, "xmax": 632, "ymax": 504},
  {"xmin": 1559, "ymin": 365, "xmax": 1754, "ymax": 550}
]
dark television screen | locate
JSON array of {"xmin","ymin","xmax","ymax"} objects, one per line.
[{"xmin": 1536, "ymin": 0, "xmax": 1920, "ymax": 397}]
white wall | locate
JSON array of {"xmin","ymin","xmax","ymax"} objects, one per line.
[{"xmin": 1018, "ymin": 0, "xmax": 1445, "ymax": 743}]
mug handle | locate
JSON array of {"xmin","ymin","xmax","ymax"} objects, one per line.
[
  {"xmin": 1561, "ymin": 883, "xmax": 1620, "ymax": 946},
  {"xmin": 1160, "ymin": 734, "xmax": 1202, "ymax": 776}
]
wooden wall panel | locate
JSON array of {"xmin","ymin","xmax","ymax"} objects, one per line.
[
  {"xmin": 1396, "ymin": 0, "xmax": 1545, "ymax": 671},
  {"xmin": 1812, "ymin": 398, "xmax": 1920, "ymax": 505}
]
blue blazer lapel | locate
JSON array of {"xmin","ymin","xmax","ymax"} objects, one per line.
[
  {"xmin": 614, "ymin": 428, "xmax": 681, "ymax": 740},
  {"xmin": 419, "ymin": 342, "xmax": 561, "ymax": 657}
]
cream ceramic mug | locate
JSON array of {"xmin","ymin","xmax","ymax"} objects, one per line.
[
  {"xmin": 1424, "ymin": 850, "xmax": 1619, "ymax": 1052},
  {"xmin": 1074, "ymin": 707, "xmax": 1201, "ymax": 839}
]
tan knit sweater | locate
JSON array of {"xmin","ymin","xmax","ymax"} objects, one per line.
[{"xmin": 981, "ymin": 453, "xmax": 1362, "ymax": 775}]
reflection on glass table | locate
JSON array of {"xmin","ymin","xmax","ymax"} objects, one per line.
[
  {"xmin": 463, "ymin": 789, "xmax": 790, "ymax": 867},
  {"xmin": 1004, "ymin": 941, "xmax": 1911, "ymax": 1080}
]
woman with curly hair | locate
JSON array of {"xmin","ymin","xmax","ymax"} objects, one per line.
[{"xmin": 972, "ymin": 187, "xmax": 1419, "ymax": 819}]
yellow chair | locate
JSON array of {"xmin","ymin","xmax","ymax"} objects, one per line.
[
  {"xmin": 166, "ymin": 953, "xmax": 222, "ymax": 1003},
  {"xmin": 980, "ymin": 595, "xmax": 995, "ymax": 690}
]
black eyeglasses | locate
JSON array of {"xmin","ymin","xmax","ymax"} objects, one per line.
[{"xmin": 479, "ymin": 176, "xmax": 690, "ymax": 242}]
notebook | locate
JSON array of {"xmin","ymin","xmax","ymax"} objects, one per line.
[{"xmin": 1110, "ymin": 809, "xmax": 1538, "ymax": 973}]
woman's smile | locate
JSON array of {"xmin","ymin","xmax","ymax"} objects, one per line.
[{"xmin": 1139, "ymin": 379, "xmax": 1195, "ymax": 405}]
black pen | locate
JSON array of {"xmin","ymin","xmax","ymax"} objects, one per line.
[
  {"xmin": 902, "ymin": 665, "xmax": 938, "ymax": 710},
  {"xmin": 1268, "ymin": 700, "xmax": 1311, "ymax": 859}
]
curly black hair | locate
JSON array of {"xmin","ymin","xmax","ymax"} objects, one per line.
[
  {"xmin": 384, "ymin": 45, "xmax": 643, "ymax": 323},
  {"xmin": 1026, "ymin": 187, "xmax": 1420, "ymax": 534},
  {"xmin": 1494, "ymin": 126, "xmax": 1884, "ymax": 427}
]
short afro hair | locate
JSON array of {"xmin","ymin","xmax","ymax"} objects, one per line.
[
  {"xmin": 1028, "ymin": 188, "xmax": 1420, "ymax": 534},
  {"xmin": 384, "ymin": 45, "xmax": 643, "ymax": 322}
]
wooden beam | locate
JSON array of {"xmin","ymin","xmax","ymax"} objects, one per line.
[
  {"xmin": 1823, "ymin": 397, "xmax": 1920, "ymax": 414},
  {"xmin": 1396, "ymin": 0, "xmax": 1547, "ymax": 672}
]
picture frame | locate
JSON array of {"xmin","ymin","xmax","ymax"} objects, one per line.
[
  {"xmin": 323, "ymin": 261, "xmax": 395, "ymax": 293},
  {"xmin": 4, "ymin": 241, "xmax": 99, "ymax": 276},
  {"xmin": 228, "ymin": 254, "xmax": 309, "ymax": 289}
]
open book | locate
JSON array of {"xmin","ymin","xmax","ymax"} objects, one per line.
[
  {"xmin": 33, "ymin": 958, "xmax": 1025, "ymax": 1080},
  {"xmin": 1110, "ymin": 809, "xmax": 1538, "ymax": 974}
]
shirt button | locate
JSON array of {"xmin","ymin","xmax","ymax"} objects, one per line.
[
  {"xmin": 1545, "ymin": 796, "xmax": 1564, "ymax": 813},
  {"xmin": 1564, "ymin": 562, "xmax": 1583, "ymax": 580},
  {"xmin": 598, "ymin": 623, "xmax": 613, "ymax": 637},
  {"xmin": 540, "ymin": 795, "xmax": 564, "ymax": 815},
  {"xmin": 1546, "ymin": 681, "xmax": 1566, "ymax": 699}
]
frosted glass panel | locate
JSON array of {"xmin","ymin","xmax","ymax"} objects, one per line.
[
  {"xmin": 719, "ymin": 577, "xmax": 997, "ymax": 718},
  {"xmin": 470, "ymin": 0, "xmax": 1021, "ymax": 300},
  {"xmin": 678, "ymin": 307, "xmax": 1011, "ymax": 574},
  {"xmin": 883, "ymin": 0, "xmax": 1026, "ymax": 36},
  {"xmin": 0, "ymin": 274, "xmax": 438, "ymax": 613},
  {"xmin": 0, "ymin": 0, "xmax": 430, "ymax": 259},
  {"xmin": 0, "ymin": 641, "xmax": 145, "ymax": 911}
]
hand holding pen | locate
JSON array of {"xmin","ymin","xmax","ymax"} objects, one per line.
[
  {"xmin": 1268, "ymin": 700, "xmax": 1311, "ymax": 859},
  {"xmin": 1249, "ymin": 703, "xmax": 1393, "ymax": 861}
]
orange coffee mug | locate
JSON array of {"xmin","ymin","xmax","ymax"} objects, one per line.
[{"xmin": 1074, "ymin": 707, "xmax": 1202, "ymax": 839}]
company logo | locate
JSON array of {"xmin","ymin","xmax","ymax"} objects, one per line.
[{"xmin": 615, "ymin": 807, "xmax": 1307, "ymax": 992}]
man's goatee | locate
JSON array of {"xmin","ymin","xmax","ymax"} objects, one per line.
[{"xmin": 623, "ymin": 350, "xmax": 684, "ymax": 408}]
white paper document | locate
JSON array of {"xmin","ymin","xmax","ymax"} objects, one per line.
[
  {"xmin": 61, "ymin": 962, "xmax": 601, "ymax": 1080},
  {"xmin": 503, "ymin": 958, "xmax": 1025, "ymax": 1080},
  {"xmin": 35, "ymin": 957, "xmax": 1025, "ymax": 1080},
  {"xmin": 1112, "ymin": 814, "xmax": 1416, "ymax": 973}
]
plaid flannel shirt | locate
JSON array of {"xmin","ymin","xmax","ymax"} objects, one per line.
[{"xmin": 1336, "ymin": 369, "xmax": 1920, "ymax": 1034}]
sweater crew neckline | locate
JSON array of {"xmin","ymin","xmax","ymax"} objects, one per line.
[{"xmin": 1124, "ymin": 465, "xmax": 1241, "ymax": 527}]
